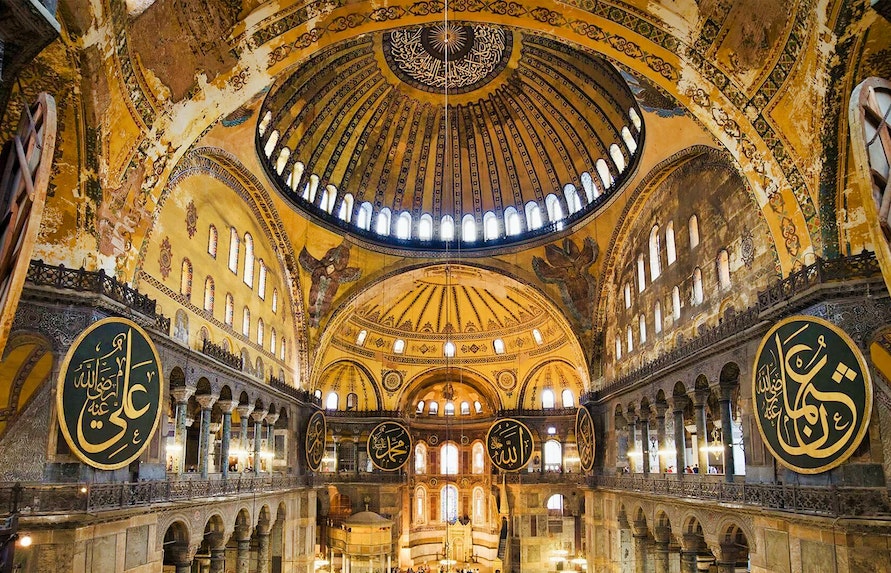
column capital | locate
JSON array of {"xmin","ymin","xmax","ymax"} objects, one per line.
[
  {"xmin": 205, "ymin": 532, "xmax": 226, "ymax": 550},
  {"xmin": 171, "ymin": 387, "xmax": 195, "ymax": 403},
  {"xmin": 691, "ymin": 389, "xmax": 710, "ymax": 406},
  {"xmin": 631, "ymin": 518, "xmax": 649, "ymax": 538},
  {"xmin": 236, "ymin": 403, "xmax": 254, "ymax": 418},
  {"xmin": 251, "ymin": 410, "xmax": 268, "ymax": 423},
  {"xmin": 654, "ymin": 401, "xmax": 669, "ymax": 417},
  {"xmin": 217, "ymin": 399, "xmax": 237, "ymax": 413},
  {"xmin": 265, "ymin": 412, "xmax": 280, "ymax": 426},
  {"xmin": 670, "ymin": 395, "xmax": 688, "ymax": 412},
  {"xmin": 653, "ymin": 524, "xmax": 671, "ymax": 544},
  {"xmin": 196, "ymin": 394, "xmax": 218, "ymax": 410},
  {"xmin": 718, "ymin": 384, "xmax": 735, "ymax": 401},
  {"xmin": 234, "ymin": 524, "xmax": 252, "ymax": 542}
]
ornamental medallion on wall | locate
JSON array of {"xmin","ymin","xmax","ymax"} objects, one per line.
[
  {"xmin": 576, "ymin": 406, "xmax": 596, "ymax": 472},
  {"xmin": 56, "ymin": 317, "xmax": 163, "ymax": 470},
  {"xmin": 752, "ymin": 315, "xmax": 872, "ymax": 474},
  {"xmin": 305, "ymin": 410, "xmax": 327, "ymax": 471},
  {"xmin": 367, "ymin": 421, "xmax": 412, "ymax": 471},
  {"xmin": 486, "ymin": 418, "xmax": 534, "ymax": 471}
]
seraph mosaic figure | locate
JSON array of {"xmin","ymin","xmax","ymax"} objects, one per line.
[
  {"xmin": 532, "ymin": 237, "xmax": 598, "ymax": 329},
  {"xmin": 298, "ymin": 240, "xmax": 361, "ymax": 327}
]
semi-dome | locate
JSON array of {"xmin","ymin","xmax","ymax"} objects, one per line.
[{"xmin": 258, "ymin": 24, "xmax": 644, "ymax": 254}]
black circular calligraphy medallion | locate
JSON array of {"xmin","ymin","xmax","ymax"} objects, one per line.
[
  {"xmin": 305, "ymin": 410, "xmax": 327, "ymax": 471},
  {"xmin": 56, "ymin": 317, "xmax": 163, "ymax": 470},
  {"xmin": 367, "ymin": 421, "xmax": 412, "ymax": 471},
  {"xmin": 576, "ymin": 407, "xmax": 595, "ymax": 471},
  {"xmin": 752, "ymin": 315, "xmax": 872, "ymax": 474},
  {"xmin": 486, "ymin": 418, "xmax": 534, "ymax": 471}
]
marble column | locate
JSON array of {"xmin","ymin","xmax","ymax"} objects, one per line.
[
  {"xmin": 671, "ymin": 396, "xmax": 688, "ymax": 476},
  {"xmin": 692, "ymin": 391, "xmax": 709, "ymax": 473},
  {"xmin": 235, "ymin": 525, "xmax": 251, "ymax": 573},
  {"xmin": 217, "ymin": 400, "xmax": 236, "ymax": 479},
  {"xmin": 171, "ymin": 387, "xmax": 194, "ymax": 474},
  {"xmin": 265, "ymin": 412, "xmax": 280, "ymax": 472},
  {"xmin": 719, "ymin": 386, "xmax": 735, "ymax": 481},
  {"xmin": 655, "ymin": 402, "xmax": 668, "ymax": 473},
  {"xmin": 196, "ymin": 394, "xmax": 218, "ymax": 479},
  {"xmin": 236, "ymin": 403, "xmax": 254, "ymax": 473},
  {"xmin": 632, "ymin": 519, "xmax": 649, "ymax": 573},
  {"xmin": 251, "ymin": 410, "xmax": 267, "ymax": 475},
  {"xmin": 257, "ymin": 530, "xmax": 271, "ymax": 573},
  {"xmin": 626, "ymin": 412, "xmax": 638, "ymax": 473},
  {"xmin": 638, "ymin": 416, "xmax": 651, "ymax": 475},
  {"xmin": 207, "ymin": 533, "xmax": 226, "ymax": 573},
  {"xmin": 680, "ymin": 533, "xmax": 701, "ymax": 573},
  {"xmin": 169, "ymin": 543, "xmax": 193, "ymax": 573}
]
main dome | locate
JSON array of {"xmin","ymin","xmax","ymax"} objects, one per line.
[{"xmin": 257, "ymin": 24, "xmax": 644, "ymax": 254}]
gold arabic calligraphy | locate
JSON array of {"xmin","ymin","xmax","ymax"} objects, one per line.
[
  {"xmin": 488, "ymin": 420, "xmax": 532, "ymax": 470},
  {"xmin": 756, "ymin": 323, "xmax": 859, "ymax": 461},
  {"xmin": 370, "ymin": 423, "xmax": 410, "ymax": 469}
]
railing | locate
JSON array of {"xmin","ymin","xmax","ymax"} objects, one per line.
[
  {"xmin": 202, "ymin": 338, "xmax": 243, "ymax": 370},
  {"xmin": 26, "ymin": 260, "xmax": 162, "ymax": 320},
  {"xmin": 315, "ymin": 472, "xmax": 407, "ymax": 484},
  {"xmin": 325, "ymin": 409, "xmax": 404, "ymax": 419},
  {"xmin": 503, "ymin": 472, "xmax": 586, "ymax": 485},
  {"xmin": 596, "ymin": 252, "xmax": 881, "ymax": 400},
  {"xmin": 0, "ymin": 475, "xmax": 307, "ymax": 516},
  {"xmin": 496, "ymin": 407, "xmax": 577, "ymax": 418},
  {"xmin": 592, "ymin": 474, "xmax": 891, "ymax": 518}
]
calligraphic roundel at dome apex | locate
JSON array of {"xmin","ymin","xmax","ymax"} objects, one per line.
[{"xmin": 258, "ymin": 24, "xmax": 643, "ymax": 254}]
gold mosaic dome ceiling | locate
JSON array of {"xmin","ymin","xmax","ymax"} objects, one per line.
[{"xmin": 258, "ymin": 23, "xmax": 644, "ymax": 254}]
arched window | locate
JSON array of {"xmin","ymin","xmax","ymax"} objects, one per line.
[
  {"xmin": 546, "ymin": 494, "xmax": 564, "ymax": 513},
  {"xmin": 717, "ymin": 249, "xmax": 731, "ymax": 288},
  {"xmin": 649, "ymin": 225, "xmax": 661, "ymax": 280},
  {"xmin": 621, "ymin": 126, "xmax": 638, "ymax": 155},
  {"xmin": 532, "ymin": 329, "xmax": 543, "ymax": 345},
  {"xmin": 225, "ymin": 294, "xmax": 234, "ymax": 326},
  {"xmin": 444, "ymin": 341, "xmax": 456, "ymax": 357},
  {"xmin": 444, "ymin": 401, "xmax": 455, "ymax": 416},
  {"xmin": 258, "ymin": 260, "xmax": 267, "ymax": 299},
  {"xmin": 610, "ymin": 143, "xmax": 626, "ymax": 173},
  {"xmin": 639, "ymin": 313, "xmax": 647, "ymax": 344},
  {"xmin": 272, "ymin": 289, "xmax": 278, "ymax": 313},
  {"xmin": 441, "ymin": 485, "xmax": 458, "ymax": 523},
  {"xmin": 302, "ymin": 174, "xmax": 319, "ymax": 203},
  {"xmin": 203, "ymin": 277, "xmax": 214, "ymax": 312},
  {"xmin": 483, "ymin": 211, "xmax": 498, "ymax": 240},
  {"xmin": 654, "ymin": 301, "xmax": 662, "ymax": 334},
  {"xmin": 440, "ymin": 215, "xmax": 455, "ymax": 241},
  {"xmin": 276, "ymin": 147, "xmax": 290, "ymax": 175},
  {"xmin": 393, "ymin": 339, "xmax": 405, "ymax": 354},
  {"xmin": 564, "ymin": 184, "xmax": 582, "ymax": 214},
  {"xmin": 460, "ymin": 401, "xmax": 470, "ymax": 415},
  {"xmin": 689, "ymin": 214, "xmax": 700, "ymax": 248},
  {"xmin": 666, "ymin": 221, "xmax": 677, "ymax": 265},
  {"xmin": 242, "ymin": 307, "xmax": 250, "ymax": 337},
  {"xmin": 419, "ymin": 214, "xmax": 433, "ymax": 240},
  {"xmin": 692, "ymin": 267, "xmax": 704, "ymax": 304},
  {"xmin": 376, "ymin": 208, "xmax": 391, "ymax": 236},
  {"xmin": 581, "ymin": 171, "xmax": 599, "ymax": 201},
  {"xmin": 504, "ymin": 207, "xmax": 521, "ymax": 236},
  {"xmin": 415, "ymin": 487, "xmax": 427, "ymax": 524},
  {"xmin": 624, "ymin": 283, "xmax": 632, "ymax": 309},
  {"xmin": 596, "ymin": 158, "xmax": 614, "ymax": 189},
  {"xmin": 525, "ymin": 201, "xmax": 543, "ymax": 230},
  {"xmin": 180, "ymin": 259, "xmax": 192, "ymax": 298},
  {"xmin": 263, "ymin": 130, "xmax": 279, "ymax": 157},
  {"xmin": 851, "ymin": 78, "xmax": 891, "ymax": 238},
  {"xmin": 637, "ymin": 254, "xmax": 646, "ymax": 292},
  {"xmin": 279, "ymin": 338, "xmax": 285, "ymax": 361},
  {"xmin": 542, "ymin": 388, "xmax": 555, "ymax": 409},
  {"xmin": 546, "ymin": 193, "xmax": 564, "ymax": 222},
  {"xmin": 561, "ymin": 389, "xmax": 574, "ymax": 408},
  {"xmin": 356, "ymin": 329, "xmax": 368, "ymax": 346},
  {"xmin": 258, "ymin": 111, "xmax": 272, "ymax": 136},
  {"xmin": 396, "ymin": 211, "xmax": 412, "ymax": 239},
  {"xmin": 270, "ymin": 328, "xmax": 277, "ymax": 354},
  {"xmin": 441, "ymin": 443, "xmax": 458, "ymax": 475},
  {"xmin": 256, "ymin": 318, "xmax": 264, "ymax": 345},
  {"xmin": 326, "ymin": 392, "xmax": 338, "ymax": 410},
  {"xmin": 207, "ymin": 225, "xmax": 218, "ymax": 258},
  {"xmin": 321, "ymin": 185, "xmax": 337, "ymax": 213},
  {"xmin": 629, "ymin": 108, "xmax": 642, "ymax": 131},
  {"xmin": 474, "ymin": 401, "xmax": 482, "ymax": 414},
  {"xmin": 615, "ymin": 335, "xmax": 622, "ymax": 360},
  {"xmin": 346, "ymin": 392, "xmax": 357, "ymax": 410},
  {"xmin": 415, "ymin": 443, "xmax": 427, "ymax": 474},
  {"xmin": 287, "ymin": 162, "xmax": 304, "ymax": 190},
  {"xmin": 228, "ymin": 228, "xmax": 239, "ymax": 273},
  {"xmin": 428, "ymin": 401, "xmax": 439, "ymax": 415},
  {"xmin": 493, "ymin": 338, "xmax": 505, "ymax": 354},
  {"xmin": 627, "ymin": 325, "xmax": 634, "ymax": 353},
  {"xmin": 672, "ymin": 286, "xmax": 681, "ymax": 320},
  {"xmin": 544, "ymin": 439, "xmax": 562, "ymax": 471},
  {"xmin": 243, "ymin": 233, "xmax": 254, "ymax": 287},
  {"xmin": 473, "ymin": 487, "xmax": 486, "ymax": 523},
  {"xmin": 339, "ymin": 193, "xmax": 354, "ymax": 222},
  {"xmin": 472, "ymin": 442, "xmax": 485, "ymax": 474},
  {"xmin": 462, "ymin": 214, "xmax": 477, "ymax": 242},
  {"xmin": 357, "ymin": 202, "xmax": 373, "ymax": 230}
]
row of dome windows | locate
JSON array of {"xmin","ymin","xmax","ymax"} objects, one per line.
[
  {"xmin": 617, "ymin": 252, "xmax": 732, "ymax": 360},
  {"xmin": 353, "ymin": 328, "xmax": 545, "ymax": 355},
  {"xmin": 259, "ymin": 109, "xmax": 641, "ymax": 243},
  {"xmin": 413, "ymin": 438, "xmax": 567, "ymax": 475}
]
